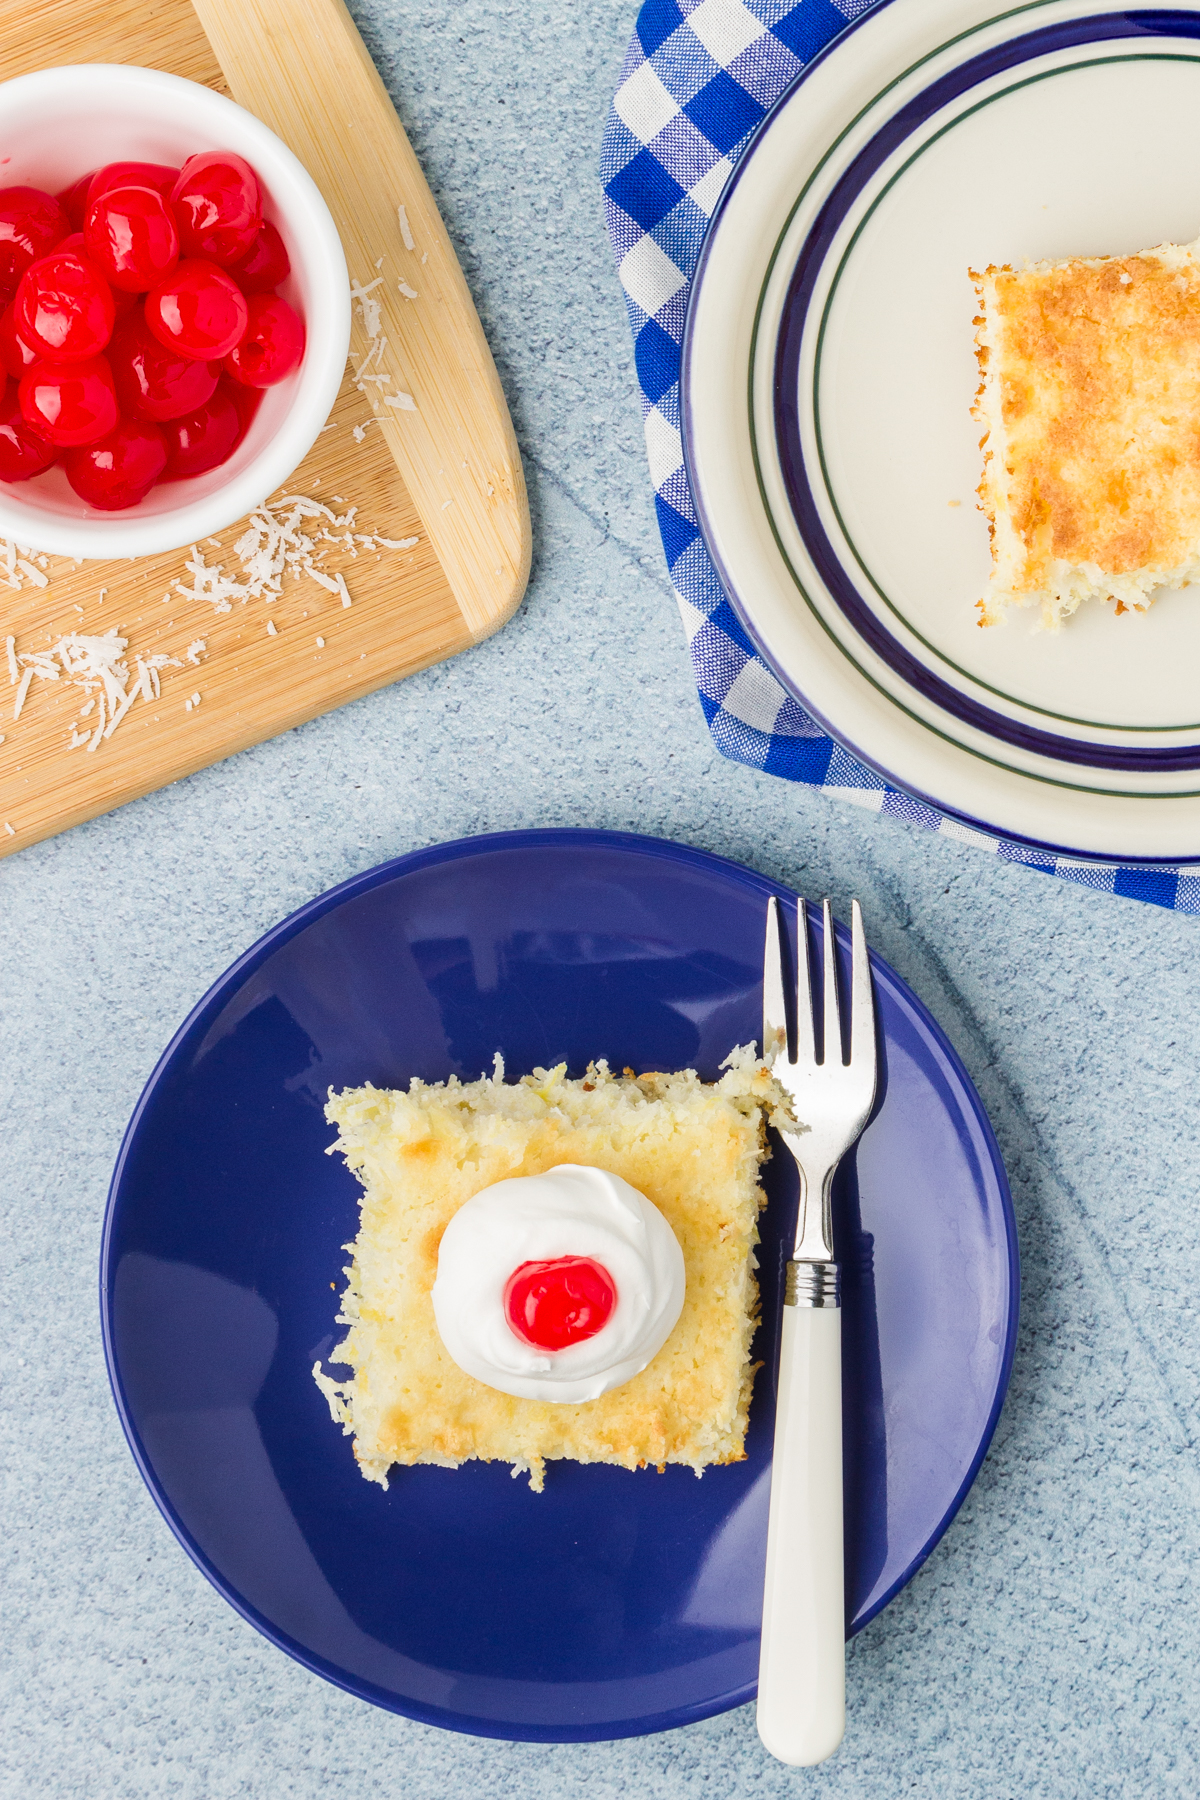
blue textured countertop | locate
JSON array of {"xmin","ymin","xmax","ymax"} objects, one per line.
[{"xmin": 3, "ymin": 3, "xmax": 1199, "ymax": 1794}]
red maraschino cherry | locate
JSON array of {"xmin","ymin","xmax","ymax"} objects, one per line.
[
  {"xmin": 226, "ymin": 377, "xmax": 263, "ymax": 446},
  {"xmin": 504, "ymin": 1257, "xmax": 617, "ymax": 1350},
  {"xmin": 19, "ymin": 355, "xmax": 118, "ymax": 446},
  {"xmin": 64, "ymin": 418, "xmax": 167, "ymax": 509},
  {"xmin": 160, "ymin": 386, "xmax": 240, "ymax": 479},
  {"xmin": 108, "ymin": 312, "xmax": 218, "ymax": 422},
  {"xmin": 84, "ymin": 184, "xmax": 179, "ymax": 292},
  {"xmin": 225, "ymin": 220, "xmax": 290, "ymax": 293},
  {"xmin": 0, "ymin": 187, "xmax": 70, "ymax": 296},
  {"xmin": 170, "ymin": 152, "xmax": 260, "ymax": 265},
  {"xmin": 56, "ymin": 170, "xmax": 99, "ymax": 232},
  {"xmin": 0, "ymin": 303, "xmax": 39, "ymax": 379},
  {"xmin": 15, "ymin": 247, "xmax": 115, "ymax": 361},
  {"xmin": 86, "ymin": 162, "xmax": 179, "ymax": 208},
  {"xmin": 223, "ymin": 292, "xmax": 303, "ymax": 386},
  {"xmin": 145, "ymin": 258, "xmax": 247, "ymax": 361},
  {"xmin": 0, "ymin": 384, "xmax": 58, "ymax": 481}
]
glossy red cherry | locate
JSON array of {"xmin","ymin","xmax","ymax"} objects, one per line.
[
  {"xmin": 108, "ymin": 313, "xmax": 218, "ymax": 422},
  {"xmin": 64, "ymin": 418, "xmax": 167, "ymax": 509},
  {"xmin": 170, "ymin": 153, "xmax": 260, "ymax": 265},
  {"xmin": 0, "ymin": 303, "xmax": 39, "ymax": 379},
  {"xmin": 504, "ymin": 1257, "xmax": 617, "ymax": 1351},
  {"xmin": 225, "ymin": 220, "xmax": 290, "ymax": 293},
  {"xmin": 0, "ymin": 187, "xmax": 70, "ymax": 292},
  {"xmin": 56, "ymin": 170, "xmax": 99, "ymax": 232},
  {"xmin": 86, "ymin": 162, "xmax": 179, "ymax": 207},
  {"xmin": 84, "ymin": 184, "xmax": 179, "ymax": 292},
  {"xmin": 160, "ymin": 387, "xmax": 240, "ymax": 479},
  {"xmin": 145, "ymin": 259, "xmax": 248, "ymax": 361},
  {"xmin": 226, "ymin": 376, "xmax": 263, "ymax": 446},
  {"xmin": 0, "ymin": 384, "xmax": 58, "ymax": 481},
  {"xmin": 15, "ymin": 248, "xmax": 115, "ymax": 361},
  {"xmin": 50, "ymin": 231, "xmax": 132, "ymax": 318},
  {"xmin": 19, "ymin": 355, "xmax": 118, "ymax": 446},
  {"xmin": 223, "ymin": 293, "xmax": 304, "ymax": 387}
]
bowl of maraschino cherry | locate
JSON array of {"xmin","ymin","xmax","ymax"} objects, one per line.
[{"xmin": 0, "ymin": 64, "xmax": 350, "ymax": 558}]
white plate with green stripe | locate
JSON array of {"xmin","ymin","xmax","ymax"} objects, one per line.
[{"xmin": 682, "ymin": 0, "xmax": 1200, "ymax": 862}]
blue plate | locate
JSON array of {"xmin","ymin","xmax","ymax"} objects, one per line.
[{"xmin": 101, "ymin": 829, "xmax": 1017, "ymax": 1743}]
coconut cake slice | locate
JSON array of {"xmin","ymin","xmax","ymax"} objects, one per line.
[
  {"xmin": 972, "ymin": 234, "xmax": 1200, "ymax": 629},
  {"xmin": 313, "ymin": 1050, "xmax": 792, "ymax": 1492}
]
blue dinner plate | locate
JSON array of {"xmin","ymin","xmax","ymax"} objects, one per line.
[{"xmin": 101, "ymin": 829, "xmax": 1017, "ymax": 1742}]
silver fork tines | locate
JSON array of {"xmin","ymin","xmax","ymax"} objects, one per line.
[{"xmin": 764, "ymin": 896, "xmax": 878, "ymax": 1274}]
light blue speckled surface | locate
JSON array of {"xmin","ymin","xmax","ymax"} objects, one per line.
[{"xmin": 3, "ymin": 3, "xmax": 1200, "ymax": 1794}]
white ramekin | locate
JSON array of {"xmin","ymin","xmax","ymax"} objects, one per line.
[{"xmin": 0, "ymin": 63, "xmax": 350, "ymax": 558}]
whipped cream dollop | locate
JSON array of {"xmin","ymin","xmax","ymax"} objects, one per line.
[{"xmin": 431, "ymin": 1164, "xmax": 686, "ymax": 1403}]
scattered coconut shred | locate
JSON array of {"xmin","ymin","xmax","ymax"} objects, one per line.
[
  {"xmin": 2, "ymin": 494, "xmax": 419, "ymax": 753},
  {"xmin": 7, "ymin": 624, "xmax": 204, "ymax": 751},
  {"xmin": 173, "ymin": 492, "xmax": 417, "ymax": 615}
]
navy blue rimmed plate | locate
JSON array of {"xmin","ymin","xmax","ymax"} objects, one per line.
[
  {"xmin": 101, "ymin": 829, "xmax": 1017, "ymax": 1742},
  {"xmin": 683, "ymin": 0, "xmax": 1200, "ymax": 863}
]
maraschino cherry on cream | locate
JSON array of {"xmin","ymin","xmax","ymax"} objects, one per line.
[
  {"xmin": 432, "ymin": 1165, "xmax": 686, "ymax": 1403},
  {"xmin": 504, "ymin": 1256, "xmax": 617, "ymax": 1351}
]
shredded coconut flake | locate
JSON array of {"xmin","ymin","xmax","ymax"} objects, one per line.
[
  {"xmin": 349, "ymin": 271, "xmax": 424, "ymax": 420},
  {"xmin": 0, "ymin": 541, "xmax": 49, "ymax": 592},
  {"xmin": 397, "ymin": 204, "xmax": 415, "ymax": 251},
  {"xmin": 4, "ymin": 628, "xmax": 186, "ymax": 751},
  {"xmin": 172, "ymin": 493, "xmax": 413, "ymax": 617},
  {"xmin": 350, "ymin": 275, "xmax": 384, "ymax": 341}
]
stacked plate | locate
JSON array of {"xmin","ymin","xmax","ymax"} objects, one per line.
[{"xmin": 683, "ymin": 0, "xmax": 1200, "ymax": 864}]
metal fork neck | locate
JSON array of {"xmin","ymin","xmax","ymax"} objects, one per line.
[
  {"xmin": 784, "ymin": 1141, "xmax": 836, "ymax": 1263},
  {"xmin": 785, "ymin": 1260, "xmax": 840, "ymax": 1308}
]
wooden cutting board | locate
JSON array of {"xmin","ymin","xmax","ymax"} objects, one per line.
[{"xmin": 0, "ymin": 0, "xmax": 530, "ymax": 857}]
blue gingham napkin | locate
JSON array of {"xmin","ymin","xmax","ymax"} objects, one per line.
[{"xmin": 599, "ymin": 0, "xmax": 1199, "ymax": 914}]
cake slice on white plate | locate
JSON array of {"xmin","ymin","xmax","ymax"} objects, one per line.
[{"xmin": 971, "ymin": 233, "xmax": 1200, "ymax": 629}]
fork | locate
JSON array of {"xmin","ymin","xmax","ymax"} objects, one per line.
[{"xmin": 757, "ymin": 895, "xmax": 877, "ymax": 1767}]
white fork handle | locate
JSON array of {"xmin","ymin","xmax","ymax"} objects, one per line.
[{"xmin": 757, "ymin": 1303, "xmax": 845, "ymax": 1766}]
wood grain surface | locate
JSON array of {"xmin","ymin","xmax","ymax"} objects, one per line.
[{"xmin": 0, "ymin": 0, "xmax": 529, "ymax": 859}]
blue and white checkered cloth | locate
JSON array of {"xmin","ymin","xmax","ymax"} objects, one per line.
[{"xmin": 600, "ymin": 0, "xmax": 1200, "ymax": 913}]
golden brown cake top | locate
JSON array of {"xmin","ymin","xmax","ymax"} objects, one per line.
[{"xmin": 984, "ymin": 247, "xmax": 1200, "ymax": 585}]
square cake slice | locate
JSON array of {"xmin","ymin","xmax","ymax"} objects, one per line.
[
  {"xmin": 972, "ymin": 234, "xmax": 1200, "ymax": 629},
  {"xmin": 313, "ymin": 1051, "xmax": 790, "ymax": 1491}
]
